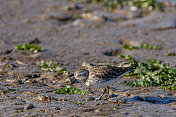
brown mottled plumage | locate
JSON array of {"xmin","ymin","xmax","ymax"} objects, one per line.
[
  {"xmin": 85, "ymin": 65, "xmax": 134, "ymax": 87},
  {"xmin": 74, "ymin": 62, "xmax": 135, "ymax": 100}
]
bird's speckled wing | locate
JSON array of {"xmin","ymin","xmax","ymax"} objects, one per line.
[{"xmin": 86, "ymin": 65, "xmax": 134, "ymax": 86}]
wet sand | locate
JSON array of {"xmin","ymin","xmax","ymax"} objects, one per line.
[{"xmin": 0, "ymin": 0, "xmax": 176, "ymax": 116}]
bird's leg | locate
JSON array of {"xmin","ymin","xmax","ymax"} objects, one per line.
[
  {"xmin": 95, "ymin": 87, "xmax": 107, "ymax": 100},
  {"xmin": 106, "ymin": 86, "xmax": 112, "ymax": 99},
  {"xmin": 107, "ymin": 86, "xmax": 110, "ymax": 95},
  {"xmin": 88, "ymin": 88, "xmax": 95, "ymax": 94}
]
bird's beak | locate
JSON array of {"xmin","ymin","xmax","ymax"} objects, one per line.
[{"xmin": 69, "ymin": 73, "xmax": 75, "ymax": 85}]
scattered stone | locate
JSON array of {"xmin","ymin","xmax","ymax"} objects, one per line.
[
  {"xmin": 24, "ymin": 79, "xmax": 37, "ymax": 84},
  {"xmin": 23, "ymin": 91, "xmax": 37, "ymax": 95},
  {"xmin": 85, "ymin": 97, "xmax": 95, "ymax": 101},
  {"xmin": 122, "ymin": 39, "xmax": 143, "ymax": 47},
  {"xmin": 81, "ymin": 108, "xmax": 94, "ymax": 112},
  {"xmin": 140, "ymin": 88, "xmax": 149, "ymax": 92},
  {"xmin": 68, "ymin": 115, "xmax": 79, "ymax": 117},
  {"xmin": 114, "ymin": 91, "xmax": 123, "ymax": 95},
  {"xmin": 15, "ymin": 107, "xmax": 24, "ymax": 111},
  {"xmin": 8, "ymin": 63, "xmax": 18, "ymax": 68},
  {"xmin": 36, "ymin": 95, "xmax": 54, "ymax": 101},
  {"xmin": 57, "ymin": 98, "xmax": 69, "ymax": 101},
  {"xmin": 0, "ymin": 49, "xmax": 13, "ymax": 55},
  {"xmin": 25, "ymin": 73, "xmax": 40, "ymax": 78},
  {"xmin": 40, "ymin": 13, "xmax": 72, "ymax": 21},
  {"xmin": 16, "ymin": 60, "xmax": 27, "ymax": 65},
  {"xmin": 0, "ymin": 61, "xmax": 6, "ymax": 67},
  {"xmin": 29, "ymin": 38, "xmax": 41, "ymax": 44},
  {"xmin": 123, "ymin": 92, "xmax": 131, "ymax": 97},
  {"xmin": 24, "ymin": 104, "xmax": 34, "ymax": 110},
  {"xmin": 103, "ymin": 49, "xmax": 121, "ymax": 56},
  {"xmin": 55, "ymin": 107, "xmax": 60, "ymax": 110},
  {"xmin": 173, "ymin": 93, "xmax": 176, "ymax": 97},
  {"xmin": 118, "ymin": 99, "xmax": 126, "ymax": 104},
  {"xmin": 158, "ymin": 95, "xmax": 167, "ymax": 98},
  {"xmin": 36, "ymin": 95, "xmax": 48, "ymax": 101},
  {"xmin": 81, "ymin": 13, "xmax": 106, "ymax": 22},
  {"xmin": 72, "ymin": 19, "xmax": 86, "ymax": 27},
  {"xmin": 94, "ymin": 108, "xmax": 101, "ymax": 113},
  {"xmin": 64, "ymin": 4, "xmax": 81, "ymax": 10},
  {"xmin": 13, "ymin": 101, "xmax": 26, "ymax": 105},
  {"xmin": 55, "ymin": 84, "xmax": 65, "ymax": 89},
  {"xmin": 6, "ymin": 78, "xmax": 23, "ymax": 84},
  {"xmin": 29, "ymin": 52, "xmax": 42, "ymax": 58},
  {"xmin": 109, "ymin": 99, "xmax": 126, "ymax": 104},
  {"xmin": 64, "ymin": 77, "xmax": 72, "ymax": 83}
]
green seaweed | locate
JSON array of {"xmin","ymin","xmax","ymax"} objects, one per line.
[
  {"xmin": 132, "ymin": 0, "xmax": 162, "ymax": 10},
  {"xmin": 118, "ymin": 55, "xmax": 176, "ymax": 90},
  {"xmin": 118, "ymin": 54, "xmax": 134, "ymax": 60},
  {"xmin": 166, "ymin": 52, "xmax": 176, "ymax": 56},
  {"xmin": 53, "ymin": 85, "xmax": 87, "ymax": 95},
  {"xmin": 73, "ymin": 0, "xmax": 162, "ymax": 10},
  {"xmin": 41, "ymin": 62, "xmax": 70, "ymax": 75},
  {"xmin": 1, "ymin": 88, "xmax": 16, "ymax": 94},
  {"xmin": 16, "ymin": 44, "xmax": 43, "ymax": 52},
  {"xmin": 72, "ymin": 101, "xmax": 85, "ymax": 105},
  {"xmin": 139, "ymin": 43, "xmax": 162, "ymax": 50},
  {"xmin": 123, "ymin": 43, "xmax": 162, "ymax": 50}
]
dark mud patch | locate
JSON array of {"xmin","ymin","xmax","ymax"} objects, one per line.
[{"xmin": 126, "ymin": 96, "xmax": 176, "ymax": 104}]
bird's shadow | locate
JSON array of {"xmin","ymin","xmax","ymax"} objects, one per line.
[{"xmin": 125, "ymin": 96, "xmax": 176, "ymax": 104}]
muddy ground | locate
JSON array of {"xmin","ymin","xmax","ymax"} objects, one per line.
[{"xmin": 0, "ymin": 0, "xmax": 176, "ymax": 116}]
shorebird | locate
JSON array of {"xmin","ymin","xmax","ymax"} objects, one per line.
[{"xmin": 74, "ymin": 62, "xmax": 135, "ymax": 100}]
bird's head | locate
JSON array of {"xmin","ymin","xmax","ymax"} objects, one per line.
[{"xmin": 74, "ymin": 68, "xmax": 89, "ymax": 83}]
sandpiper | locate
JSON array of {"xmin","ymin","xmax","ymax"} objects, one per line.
[{"xmin": 74, "ymin": 62, "xmax": 135, "ymax": 100}]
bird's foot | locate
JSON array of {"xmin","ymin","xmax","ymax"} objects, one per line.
[{"xmin": 95, "ymin": 97, "xmax": 102, "ymax": 101}]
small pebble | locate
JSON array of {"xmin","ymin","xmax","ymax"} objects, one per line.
[
  {"xmin": 57, "ymin": 98, "xmax": 69, "ymax": 101},
  {"xmin": 72, "ymin": 19, "xmax": 85, "ymax": 27},
  {"xmin": 24, "ymin": 104, "xmax": 34, "ymax": 110},
  {"xmin": 29, "ymin": 53, "xmax": 42, "ymax": 58},
  {"xmin": 94, "ymin": 109, "xmax": 100, "ymax": 113},
  {"xmin": 64, "ymin": 4, "xmax": 81, "ymax": 10},
  {"xmin": 36, "ymin": 95, "xmax": 54, "ymax": 101},
  {"xmin": 40, "ymin": 13, "xmax": 72, "ymax": 21},
  {"xmin": 0, "ymin": 61, "xmax": 6, "ymax": 67},
  {"xmin": 24, "ymin": 79, "xmax": 37, "ymax": 84},
  {"xmin": 29, "ymin": 38, "xmax": 41, "ymax": 44},
  {"xmin": 16, "ymin": 60, "xmax": 27, "ymax": 65},
  {"xmin": 123, "ymin": 92, "xmax": 131, "ymax": 97},
  {"xmin": 68, "ymin": 115, "xmax": 79, "ymax": 117},
  {"xmin": 23, "ymin": 91, "xmax": 37, "ymax": 95},
  {"xmin": 158, "ymin": 95, "xmax": 166, "ymax": 98},
  {"xmin": 8, "ymin": 63, "xmax": 18, "ymax": 68},
  {"xmin": 140, "ymin": 88, "xmax": 149, "ymax": 92},
  {"xmin": 81, "ymin": 13, "xmax": 105, "ymax": 22},
  {"xmin": 103, "ymin": 49, "xmax": 121, "ymax": 56},
  {"xmin": 6, "ymin": 78, "xmax": 23, "ymax": 84},
  {"xmin": 55, "ymin": 107, "xmax": 60, "ymax": 110},
  {"xmin": 36, "ymin": 95, "xmax": 48, "ymax": 101}
]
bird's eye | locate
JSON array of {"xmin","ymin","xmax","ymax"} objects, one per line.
[{"xmin": 78, "ymin": 74, "xmax": 82, "ymax": 76}]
